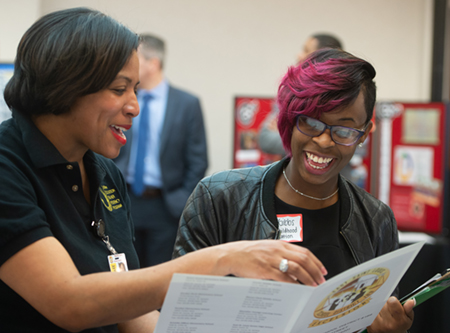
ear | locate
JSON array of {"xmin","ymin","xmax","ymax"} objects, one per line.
[
  {"xmin": 149, "ymin": 57, "xmax": 162, "ymax": 72},
  {"xmin": 359, "ymin": 121, "xmax": 373, "ymax": 144}
]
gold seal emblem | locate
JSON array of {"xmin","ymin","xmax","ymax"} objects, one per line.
[{"xmin": 309, "ymin": 267, "xmax": 389, "ymax": 327}]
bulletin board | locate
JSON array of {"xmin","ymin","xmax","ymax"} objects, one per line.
[
  {"xmin": 375, "ymin": 102, "xmax": 448, "ymax": 234},
  {"xmin": 0, "ymin": 63, "xmax": 14, "ymax": 123},
  {"xmin": 233, "ymin": 96, "xmax": 284, "ymax": 168}
]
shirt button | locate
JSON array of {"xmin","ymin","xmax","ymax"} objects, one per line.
[
  {"xmin": 72, "ymin": 185, "xmax": 79, "ymax": 192},
  {"xmin": 66, "ymin": 165, "xmax": 73, "ymax": 170}
]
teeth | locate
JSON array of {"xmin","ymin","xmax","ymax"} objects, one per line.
[
  {"xmin": 306, "ymin": 152, "xmax": 333, "ymax": 166},
  {"xmin": 112, "ymin": 125, "xmax": 127, "ymax": 132},
  {"xmin": 311, "ymin": 164, "xmax": 326, "ymax": 169}
]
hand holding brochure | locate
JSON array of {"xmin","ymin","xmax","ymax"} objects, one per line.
[
  {"xmin": 399, "ymin": 268, "xmax": 450, "ymax": 307},
  {"xmin": 359, "ymin": 268, "xmax": 450, "ymax": 333},
  {"xmin": 155, "ymin": 242, "xmax": 424, "ymax": 333}
]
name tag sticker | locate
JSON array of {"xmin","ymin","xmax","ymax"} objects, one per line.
[
  {"xmin": 277, "ymin": 214, "xmax": 303, "ymax": 242},
  {"xmin": 108, "ymin": 253, "xmax": 128, "ymax": 272}
]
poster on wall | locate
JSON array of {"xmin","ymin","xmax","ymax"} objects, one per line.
[
  {"xmin": 0, "ymin": 63, "xmax": 14, "ymax": 123},
  {"xmin": 233, "ymin": 96, "xmax": 284, "ymax": 168},
  {"xmin": 374, "ymin": 102, "xmax": 447, "ymax": 234}
]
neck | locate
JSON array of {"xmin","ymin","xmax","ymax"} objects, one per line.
[
  {"xmin": 32, "ymin": 113, "xmax": 87, "ymax": 165},
  {"xmin": 275, "ymin": 161, "xmax": 339, "ymax": 210}
]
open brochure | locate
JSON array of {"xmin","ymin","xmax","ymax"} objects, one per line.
[
  {"xmin": 155, "ymin": 242, "xmax": 424, "ymax": 333},
  {"xmin": 359, "ymin": 267, "xmax": 450, "ymax": 333}
]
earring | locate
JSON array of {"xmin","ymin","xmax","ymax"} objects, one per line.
[{"xmin": 358, "ymin": 143, "xmax": 363, "ymax": 148}]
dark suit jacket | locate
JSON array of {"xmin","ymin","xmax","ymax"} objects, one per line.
[{"xmin": 115, "ymin": 85, "xmax": 208, "ymax": 219}]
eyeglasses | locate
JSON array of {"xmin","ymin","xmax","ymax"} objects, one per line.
[{"xmin": 296, "ymin": 115, "xmax": 366, "ymax": 146}]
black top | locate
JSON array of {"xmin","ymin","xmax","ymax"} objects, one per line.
[
  {"xmin": 275, "ymin": 196, "xmax": 355, "ymax": 280},
  {"xmin": 0, "ymin": 110, "xmax": 139, "ymax": 332}
]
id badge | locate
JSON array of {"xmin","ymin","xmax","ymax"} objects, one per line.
[
  {"xmin": 108, "ymin": 253, "xmax": 128, "ymax": 272},
  {"xmin": 277, "ymin": 214, "xmax": 303, "ymax": 242}
]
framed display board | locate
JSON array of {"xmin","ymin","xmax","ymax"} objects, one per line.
[
  {"xmin": 233, "ymin": 96, "xmax": 283, "ymax": 168},
  {"xmin": 374, "ymin": 102, "xmax": 448, "ymax": 234},
  {"xmin": 0, "ymin": 63, "xmax": 14, "ymax": 123}
]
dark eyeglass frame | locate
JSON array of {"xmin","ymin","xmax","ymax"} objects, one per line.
[{"xmin": 295, "ymin": 115, "xmax": 367, "ymax": 146}]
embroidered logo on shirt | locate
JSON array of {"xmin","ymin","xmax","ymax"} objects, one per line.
[{"xmin": 99, "ymin": 185, "xmax": 123, "ymax": 211}]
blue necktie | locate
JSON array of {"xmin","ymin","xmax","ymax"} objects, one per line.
[{"xmin": 132, "ymin": 93, "xmax": 152, "ymax": 196}]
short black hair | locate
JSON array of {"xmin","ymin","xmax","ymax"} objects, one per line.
[
  {"xmin": 138, "ymin": 34, "xmax": 166, "ymax": 69},
  {"xmin": 4, "ymin": 7, "xmax": 139, "ymax": 116},
  {"xmin": 312, "ymin": 33, "xmax": 343, "ymax": 50}
]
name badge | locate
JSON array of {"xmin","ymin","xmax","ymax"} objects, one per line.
[
  {"xmin": 108, "ymin": 253, "xmax": 129, "ymax": 272},
  {"xmin": 277, "ymin": 214, "xmax": 303, "ymax": 242}
]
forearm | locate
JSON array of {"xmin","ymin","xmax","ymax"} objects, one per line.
[
  {"xmin": 0, "ymin": 237, "xmax": 228, "ymax": 331},
  {"xmin": 76, "ymin": 248, "xmax": 228, "ymax": 320},
  {"xmin": 118, "ymin": 311, "xmax": 159, "ymax": 333},
  {"xmin": 1, "ymin": 237, "xmax": 328, "ymax": 331}
]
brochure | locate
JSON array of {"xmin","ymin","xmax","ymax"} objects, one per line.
[
  {"xmin": 359, "ymin": 268, "xmax": 450, "ymax": 333},
  {"xmin": 155, "ymin": 242, "xmax": 424, "ymax": 333}
]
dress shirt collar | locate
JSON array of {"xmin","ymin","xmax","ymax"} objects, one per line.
[{"xmin": 138, "ymin": 78, "xmax": 169, "ymax": 101}]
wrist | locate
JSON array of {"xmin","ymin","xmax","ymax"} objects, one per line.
[{"xmin": 194, "ymin": 244, "xmax": 233, "ymax": 277}]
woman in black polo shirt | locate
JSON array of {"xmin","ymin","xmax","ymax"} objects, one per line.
[{"xmin": 0, "ymin": 7, "xmax": 327, "ymax": 333}]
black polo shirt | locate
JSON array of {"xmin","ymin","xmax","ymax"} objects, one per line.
[{"xmin": 0, "ymin": 110, "xmax": 139, "ymax": 332}]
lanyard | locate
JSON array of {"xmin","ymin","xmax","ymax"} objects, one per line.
[{"xmin": 91, "ymin": 219, "xmax": 118, "ymax": 255}]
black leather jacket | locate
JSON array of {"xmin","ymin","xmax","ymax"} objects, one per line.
[{"xmin": 173, "ymin": 159, "xmax": 399, "ymax": 269}]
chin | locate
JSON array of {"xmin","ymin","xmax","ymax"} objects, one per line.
[{"xmin": 98, "ymin": 148, "xmax": 121, "ymax": 159}]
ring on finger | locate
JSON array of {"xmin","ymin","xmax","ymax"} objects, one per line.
[{"xmin": 279, "ymin": 259, "xmax": 289, "ymax": 273}]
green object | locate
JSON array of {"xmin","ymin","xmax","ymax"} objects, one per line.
[
  {"xmin": 359, "ymin": 269, "xmax": 450, "ymax": 333},
  {"xmin": 402, "ymin": 269, "xmax": 450, "ymax": 307}
]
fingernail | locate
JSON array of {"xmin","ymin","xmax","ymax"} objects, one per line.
[
  {"xmin": 412, "ymin": 298, "xmax": 416, "ymax": 306},
  {"xmin": 321, "ymin": 267, "xmax": 328, "ymax": 275}
]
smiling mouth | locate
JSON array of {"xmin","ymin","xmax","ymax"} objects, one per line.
[
  {"xmin": 306, "ymin": 152, "xmax": 334, "ymax": 169},
  {"xmin": 110, "ymin": 125, "xmax": 127, "ymax": 138},
  {"xmin": 110, "ymin": 125, "xmax": 129, "ymax": 145}
]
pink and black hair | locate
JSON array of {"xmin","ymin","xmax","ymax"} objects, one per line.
[{"xmin": 277, "ymin": 48, "xmax": 376, "ymax": 156}]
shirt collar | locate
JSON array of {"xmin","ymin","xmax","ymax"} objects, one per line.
[
  {"xmin": 13, "ymin": 109, "xmax": 101, "ymax": 170},
  {"xmin": 13, "ymin": 109, "xmax": 67, "ymax": 168},
  {"xmin": 138, "ymin": 78, "xmax": 169, "ymax": 100}
]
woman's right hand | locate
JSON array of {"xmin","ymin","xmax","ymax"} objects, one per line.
[{"xmin": 194, "ymin": 240, "xmax": 328, "ymax": 286}]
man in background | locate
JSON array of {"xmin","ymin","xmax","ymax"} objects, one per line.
[
  {"xmin": 258, "ymin": 33, "xmax": 342, "ymax": 156},
  {"xmin": 115, "ymin": 34, "xmax": 208, "ymax": 267},
  {"xmin": 296, "ymin": 33, "xmax": 343, "ymax": 65}
]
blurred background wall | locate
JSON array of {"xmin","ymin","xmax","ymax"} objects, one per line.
[{"xmin": 0, "ymin": 0, "xmax": 435, "ymax": 175}]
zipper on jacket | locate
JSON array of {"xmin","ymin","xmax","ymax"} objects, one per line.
[
  {"xmin": 274, "ymin": 229, "xmax": 281, "ymax": 239},
  {"xmin": 340, "ymin": 231, "xmax": 360, "ymax": 265}
]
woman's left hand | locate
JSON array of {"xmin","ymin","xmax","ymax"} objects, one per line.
[{"xmin": 367, "ymin": 296, "xmax": 414, "ymax": 333}]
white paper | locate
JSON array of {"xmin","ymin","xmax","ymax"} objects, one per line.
[
  {"xmin": 393, "ymin": 146, "xmax": 434, "ymax": 186},
  {"xmin": 155, "ymin": 242, "xmax": 424, "ymax": 333}
]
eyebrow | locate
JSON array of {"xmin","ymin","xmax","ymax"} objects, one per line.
[
  {"xmin": 336, "ymin": 117, "xmax": 357, "ymax": 123},
  {"xmin": 113, "ymin": 75, "xmax": 133, "ymax": 83}
]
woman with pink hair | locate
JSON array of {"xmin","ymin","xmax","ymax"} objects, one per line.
[{"xmin": 174, "ymin": 48, "xmax": 414, "ymax": 333}]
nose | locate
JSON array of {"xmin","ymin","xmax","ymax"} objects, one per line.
[
  {"xmin": 124, "ymin": 94, "xmax": 140, "ymax": 118},
  {"xmin": 312, "ymin": 129, "xmax": 336, "ymax": 148}
]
